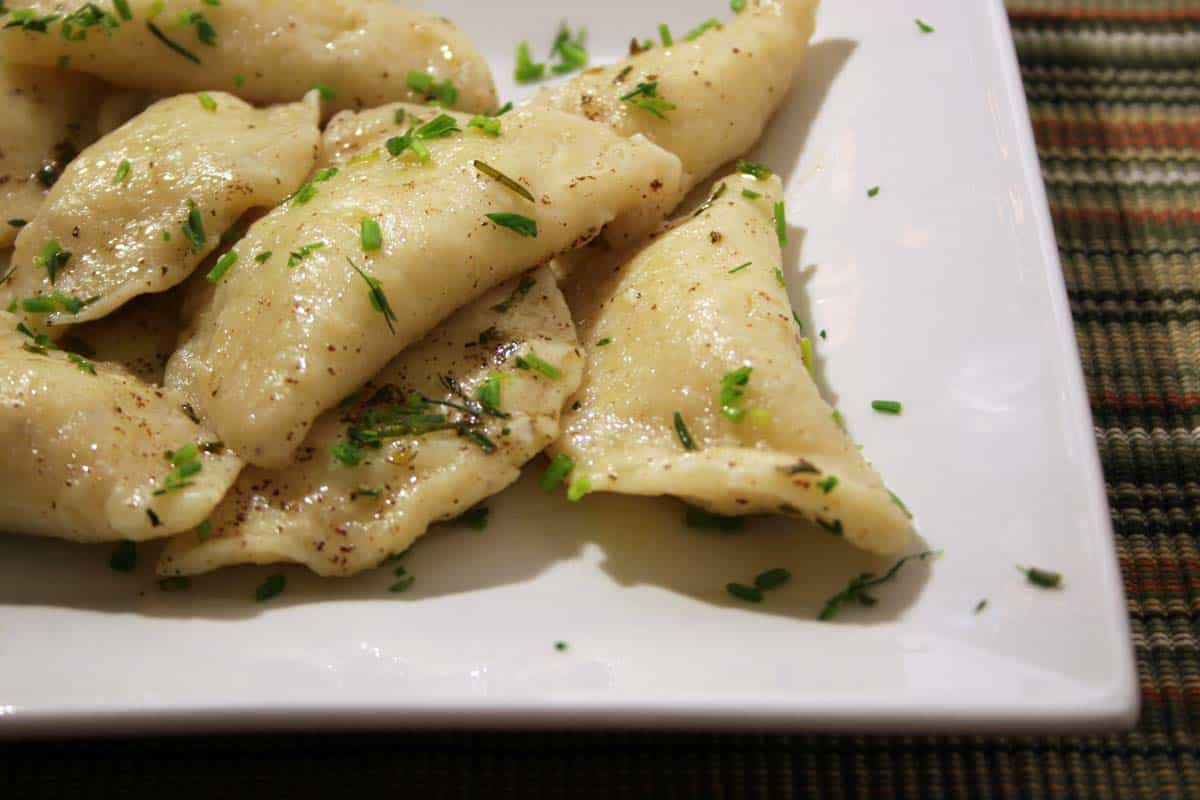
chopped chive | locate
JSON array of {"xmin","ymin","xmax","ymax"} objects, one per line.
[
  {"xmin": 741, "ymin": 189, "xmax": 761, "ymax": 200},
  {"xmin": 718, "ymin": 366, "xmax": 752, "ymax": 422},
  {"xmin": 595, "ymin": 337, "xmax": 612, "ymax": 346},
  {"xmin": 113, "ymin": 159, "xmax": 131, "ymax": 184},
  {"xmin": 67, "ymin": 352, "xmax": 96, "ymax": 374},
  {"xmin": 867, "ymin": 186, "xmax": 880, "ymax": 198},
  {"xmin": 514, "ymin": 41, "xmax": 546, "ymax": 82},
  {"xmin": 819, "ymin": 329, "xmax": 827, "ymax": 340},
  {"xmin": 731, "ymin": 0, "xmax": 747, "ymax": 11},
  {"xmin": 800, "ymin": 337, "xmax": 813, "ymax": 374},
  {"xmin": 792, "ymin": 311, "xmax": 803, "ymax": 331},
  {"xmin": 360, "ymin": 218, "xmax": 382, "ymax": 252},
  {"xmin": 820, "ymin": 551, "xmax": 941, "ymax": 620},
  {"xmin": 684, "ymin": 18, "xmax": 721, "ymax": 41},
  {"xmin": 457, "ymin": 506, "xmax": 489, "ymax": 530},
  {"xmin": 726, "ymin": 583, "xmax": 763, "ymax": 603},
  {"xmin": 737, "ymin": 160, "xmax": 773, "ymax": 180},
  {"xmin": 888, "ymin": 490, "xmax": 912, "ymax": 518},
  {"xmin": 154, "ymin": 443, "xmax": 202, "ymax": 496},
  {"xmin": 146, "ymin": 21, "xmax": 201, "ymax": 64},
  {"xmin": 566, "ymin": 475, "xmax": 591, "ymax": 502},
  {"xmin": 196, "ymin": 520, "xmax": 212, "ymax": 541},
  {"xmin": 255, "ymin": 574, "xmax": 286, "ymax": 602},
  {"xmin": 332, "ymin": 440, "xmax": 363, "ymax": 467},
  {"xmin": 350, "ymin": 487, "xmax": 382, "ymax": 499},
  {"xmin": 1018, "ymin": 565, "xmax": 1062, "ymax": 589},
  {"xmin": 754, "ymin": 568, "xmax": 791, "ymax": 590},
  {"xmin": 311, "ymin": 81, "xmax": 336, "ymax": 100},
  {"xmin": 468, "ymin": 115, "xmax": 501, "ymax": 136},
  {"xmin": 286, "ymin": 242, "xmax": 324, "ymax": 267},
  {"xmin": 476, "ymin": 372, "xmax": 504, "ymax": 413},
  {"xmin": 347, "ymin": 258, "xmax": 397, "ymax": 335},
  {"xmin": 205, "ymin": 249, "xmax": 238, "ymax": 283},
  {"xmin": 541, "ymin": 453, "xmax": 575, "ymax": 491},
  {"xmin": 36, "ymin": 239, "xmax": 70, "ymax": 284},
  {"xmin": 915, "ymin": 18, "xmax": 935, "ymax": 33},
  {"xmin": 693, "ymin": 182, "xmax": 727, "ymax": 216},
  {"xmin": 197, "ymin": 92, "xmax": 217, "ymax": 112},
  {"xmin": 554, "ymin": 641, "xmax": 569, "ymax": 652},
  {"xmin": 673, "ymin": 411, "xmax": 697, "ymax": 451},
  {"xmin": 773, "ymin": 201, "xmax": 788, "ymax": 246},
  {"xmin": 831, "ymin": 409, "xmax": 845, "ymax": 428},
  {"xmin": 254, "ymin": 251, "xmax": 272, "ymax": 263},
  {"xmin": 389, "ymin": 575, "xmax": 416, "ymax": 593},
  {"xmin": 405, "ymin": 69, "xmax": 432, "ymax": 93},
  {"xmin": 474, "ymin": 160, "xmax": 534, "ymax": 202},
  {"xmin": 492, "ymin": 273, "xmax": 536, "ymax": 312},
  {"xmin": 549, "ymin": 22, "xmax": 589, "ymax": 75},
  {"xmin": 234, "ymin": 73, "xmax": 245, "ymax": 87},
  {"xmin": 114, "ymin": 0, "xmax": 132, "ymax": 20},
  {"xmin": 613, "ymin": 65, "xmax": 633, "ymax": 83},
  {"xmin": 728, "ymin": 262, "xmax": 751, "ymax": 274},
  {"xmin": 658, "ymin": 22, "xmax": 673, "ymax": 46},
  {"xmin": 514, "ymin": 351, "xmax": 561, "ymax": 379},
  {"xmin": 109, "ymin": 541, "xmax": 137, "ymax": 572},
  {"xmin": 685, "ymin": 507, "xmax": 744, "ymax": 531},
  {"xmin": 182, "ymin": 206, "xmax": 206, "ymax": 252},
  {"xmin": 871, "ymin": 400, "xmax": 903, "ymax": 414},
  {"xmin": 816, "ymin": 475, "xmax": 839, "ymax": 494},
  {"xmin": 774, "ymin": 267, "xmax": 786, "ymax": 288},
  {"xmin": 485, "ymin": 212, "xmax": 537, "ymax": 238},
  {"xmin": 620, "ymin": 81, "xmax": 676, "ymax": 120}
]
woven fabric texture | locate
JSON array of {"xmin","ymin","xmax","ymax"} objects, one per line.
[{"xmin": 3, "ymin": 2, "xmax": 1199, "ymax": 798}]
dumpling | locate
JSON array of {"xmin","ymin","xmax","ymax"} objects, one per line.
[
  {"xmin": 0, "ymin": 0, "xmax": 496, "ymax": 115},
  {"xmin": 166, "ymin": 104, "xmax": 682, "ymax": 468},
  {"xmin": 529, "ymin": 0, "xmax": 818, "ymax": 247},
  {"xmin": 158, "ymin": 267, "xmax": 582, "ymax": 577},
  {"xmin": 0, "ymin": 313, "xmax": 242, "ymax": 542},
  {"xmin": 2, "ymin": 91, "xmax": 320, "ymax": 333},
  {"xmin": 0, "ymin": 61, "xmax": 145, "ymax": 247},
  {"xmin": 549, "ymin": 170, "xmax": 912, "ymax": 555}
]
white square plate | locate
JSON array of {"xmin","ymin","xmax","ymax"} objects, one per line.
[{"xmin": 0, "ymin": 0, "xmax": 1137, "ymax": 736}]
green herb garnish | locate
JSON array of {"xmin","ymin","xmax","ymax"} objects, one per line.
[
  {"xmin": 255, "ymin": 574, "xmax": 286, "ymax": 602},
  {"xmin": 205, "ymin": 249, "xmax": 238, "ymax": 283},
  {"xmin": 754, "ymin": 568, "xmax": 791, "ymax": 590},
  {"xmin": 182, "ymin": 206, "xmax": 206, "ymax": 252},
  {"xmin": 871, "ymin": 400, "xmax": 902, "ymax": 414},
  {"xmin": 820, "ymin": 551, "xmax": 941, "ymax": 620},
  {"xmin": 492, "ymin": 274, "xmax": 535, "ymax": 312},
  {"xmin": 800, "ymin": 336, "xmax": 813, "ymax": 374},
  {"xmin": 36, "ymin": 239, "xmax": 70, "ymax": 284},
  {"xmin": 146, "ymin": 20, "xmax": 200, "ymax": 63},
  {"xmin": 774, "ymin": 267, "xmax": 786, "ymax": 288},
  {"xmin": 332, "ymin": 440, "xmax": 363, "ymax": 467},
  {"xmin": 350, "ymin": 487, "xmax": 382, "ymax": 499},
  {"xmin": 514, "ymin": 40, "xmax": 546, "ymax": 82},
  {"xmin": 741, "ymin": 189, "xmax": 760, "ymax": 200},
  {"xmin": 673, "ymin": 411, "xmax": 697, "ymax": 450},
  {"xmin": 726, "ymin": 583, "xmax": 762, "ymax": 603},
  {"xmin": 389, "ymin": 575, "xmax": 416, "ymax": 593},
  {"xmin": 113, "ymin": 159, "xmax": 131, "ymax": 184},
  {"xmin": 657, "ymin": 22, "xmax": 673, "ymax": 46},
  {"xmin": 738, "ymin": 160, "xmax": 773, "ymax": 180},
  {"xmin": 595, "ymin": 337, "xmax": 612, "ymax": 346},
  {"xmin": 1018, "ymin": 565, "xmax": 1062, "ymax": 589},
  {"xmin": 286, "ymin": 242, "xmax": 324, "ymax": 267},
  {"xmin": 109, "ymin": 541, "xmax": 137, "ymax": 572},
  {"xmin": 197, "ymin": 92, "xmax": 217, "ymax": 112},
  {"xmin": 816, "ymin": 475, "xmax": 839, "ymax": 494},
  {"xmin": 974, "ymin": 598, "xmax": 988, "ymax": 614},
  {"xmin": 867, "ymin": 186, "xmax": 880, "ymax": 198},
  {"xmin": 486, "ymin": 212, "xmax": 537, "ymax": 238},
  {"xmin": 384, "ymin": 114, "xmax": 461, "ymax": 162},
  {"xmin": 360, "ymin": 218, "xmax": 382, "ymax": 252},
  {"xmin": 254, "ymin": 251, "xmax": 272, "ymax": 263},
  {"xmin": 468, "ymin": 115, "xmax": 501, "ymax": 136},
  {"xmin": 347, "ymin": 258, "xmax": 397, "ymax": 335},
  {"xmin": 731, "ymin": 0, "xmax": 747, "ymax": 12},
  {"xmin": 457, "ymin": 506, "xmax": 489, "ymax": 530},
  {"xmin": 554, "ymin": 640, "xmax": 569, "ymax": 651},
  {"xmin": 684, "ymin": 18, "xmax": 721, "ymax": 41},
  {"xmin": 549, "ymin": 22, "xmax": 588, "ymax": 75},
  {"xmin": 541, "ymin": 453, "xmax": 575, "ymax": 491},
  {"xmin": 728, "ymin": 262, "xmax": 751, "ymax": 274},
  {"xmin": 514, "ymin": 350, "xmax": 561, "ymax": 379},
  {"xmin": 474, "ymin": 160, "xmax": 534, "ymax": 202},
  {"xmin": 915, "ymin": 18, "xmax": 935, "ymax": 33},
  {"xmin": 154, "ymin": 443, "xmax": 202, "ymax": 495},
  {"xmin": 719, "ymin": 366, "xmax": 752, "ymax": 422},
  {"xmin": 311, "ymin": 82, "xmax": 336, "ymax": 100},
  {"xmin": 774, "ymin": 200, "xmax": 788, "ymax": 246},
  {"xmin": 67, "ymin": 352, "xmax": 96, "ymax": 374},
  {"xmin": 566, "ymin": 475, "xmax": 591, "ymax": 502},
  {"xmin": 476, "ymin": 373, "xmax": 504, "ymax": 413},
  {"xmin": 620, "ymin": 81, "xmax": 676, "ymax": 120}
]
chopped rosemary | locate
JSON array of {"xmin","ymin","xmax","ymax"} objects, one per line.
[
  {"xmin": 347, "ymin": 258, "xmax": 397, "ymax": 335},
  {"xmin": 554, "ymin": 641, "xmax": 569, "ymax": 652},
  {"xmin": 889, "ymin": 490, "xmax": 912, "ymax": 518},
  {"xmin": 820, "ymin": 551, "xmax": 941, "ymax": 620},
  {"xmin": 719, "ymin": 366, "xmax": 752, "ymax": 422},
  {"xmin": 541, "ymin": 453, "xmax": 575, "ymax": 491},
  {"xmin": 673, "ymin": 411, "xmax": 697, "ymax": 450},
  {"xmin": 474, "ymin": 160, "xmax": 534, "ymax": 202},
  {"xmin": 486, "ymin": 212, "xmax": 537, "ymax": 238}
]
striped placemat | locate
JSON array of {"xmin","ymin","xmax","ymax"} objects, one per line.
[{"xmin": 3, "ymin": 2, "xmax": 1198, "ymax": 797}]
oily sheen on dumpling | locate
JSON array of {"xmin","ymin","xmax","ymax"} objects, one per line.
[
  {"xmin": 0, "ymin": 61, "xmax": 145, "ymax": 247},
  {"xmin": 166, "ymin": 104, "xmax": 682, "ymax": 468},
  {"xmin": 530, "ymin": 0, "xmax": 818, "ymax": 247},
  {"xmin": 549, "ymin": 171, "xmax": 912, "ymax": 556},
  {"xmin": 158, "ymin": 267, "xmax": 582, "ymax": 577},
  {"xmin": 0, "ymin": 314, "xmax": 242, "ymax": 542},
  {"xmin": 0, "ymin": 0, "xmax": 496, "ymax": 115},
  {"xmin": 3, "ymin": 91, "xmax": 320, "ymax": 332}
]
